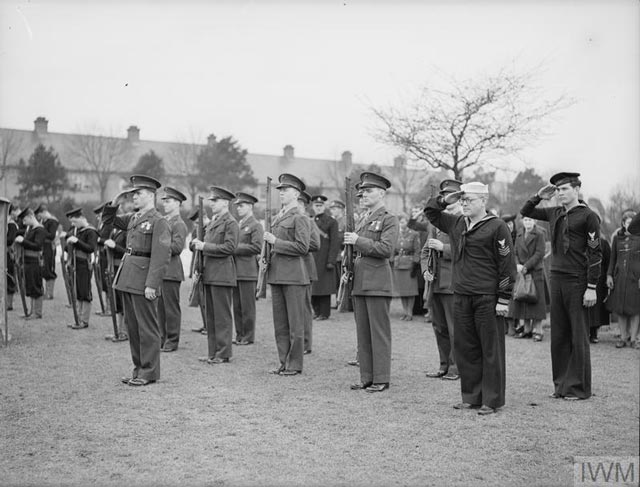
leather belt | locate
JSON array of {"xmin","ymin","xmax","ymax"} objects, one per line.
[
  {"xmin": 125, "ymin": 248, "xmax": 151, "ymax": 257},
  {"xmin": 24, "ymin": 250, "xmax": 42, "ymax": 258}
]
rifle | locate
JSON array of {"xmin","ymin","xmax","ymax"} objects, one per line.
[
  {"xmin": 92, "ymin": 249, "xmax": 107, "ymax": 315},
  {"xmin": 337, "ymin": 176, "xmax": 355, "ymax": 312},
  {"xmin": 104, "ymin": 247, "xmax": 119, "ymax": 338},
  {"xmin": 60, "ymin": 234, "xmax": 80, "ymax": 327},
  {"xmin": 256, "ymin": 177, "xmax": 272, "ymax": 299},
  {"xmin": 13, "ymin": 243, "xmax": 30, "ymax": 317},
  {"xmin": 188, "ymin": 197, "xmax": 205, "ymax": 311},
  {"xmin": 423, "ymin": 184, "xmax": 439, "ymax": 306}
]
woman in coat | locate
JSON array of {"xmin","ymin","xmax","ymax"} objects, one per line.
[
  {"xmin": 392, "ymin": 213, "xmax": 421, "ymax": 320},
  {"xmin": 508, "ymin": 216, "xmax": 548, "ymax": 341},
  {"xmin": 607, "ymin": 209, "xmax": 640, "ymax": 349}
]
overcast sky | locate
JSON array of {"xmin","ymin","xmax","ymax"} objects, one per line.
[{"xmin": 1, "ymin": 0, "xmax": 638, "ymax": 200}]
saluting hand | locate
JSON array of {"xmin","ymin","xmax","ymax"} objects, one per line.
[
  {"xmin": 263, "ymin": 232, "xmax": 276, "ymax": 244},
  {"xmin": 144, "ymin": 287, "xmax": 157, "ymax": 300},
  {"xmin": 343, "ymin": 232, "xmax": 358, "ymax": 245},
  {"xmin": 537, "ymin": 184, "xmax": 557, "ymax": 200}
]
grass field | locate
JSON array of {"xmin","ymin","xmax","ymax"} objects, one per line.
[{"xmin": 1, "ymin": 274, "xmax": 638, "ymax": 487}]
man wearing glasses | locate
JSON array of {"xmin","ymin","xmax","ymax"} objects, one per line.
[
  {"xmin": 424, "ymin": 181, "xmax": 516, "ymax": 415},
  {"xmin": 521, "ymin": 172, "xmax": 601, "ymax": 401}
]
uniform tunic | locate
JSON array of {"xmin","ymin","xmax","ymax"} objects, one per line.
[
  {"xmin": 200, "ymin": 211, "xmax": 239, "ymax": 360},
  {"xmin": 392, "ymin": 227, "xmax": 420, "ymax": 297},
  {"xmin": 267, "ymin": 206, "xmax": 310, "ymax": 373},
  {"xmin": 232, "ymin": 214, "xmax": 263, "ymax": 343},
  {"xmin": 20, "ymin": 225, "xmax": 46, "ymax": 298},
  {"xmin": 425, "ymin": 197, "xmax": 516, "ymax": 409},
  {"xmin": 158, "ymin": 214, "xmax": 188, "ymax": 350},
  {"xmin": 103, "ymin": 204, "xmax": 171, "ymax": 382},
  {"xmin": 352, "ymin": 206, "xmax": 399, "ymax": 385},
  {"xmin": 67, "ymin": 225, "xmax": 99, "ymax": 302},
  {"xmin": 41, "ymin": 217, "xmax": 59, "ymax": 280},
  {"xmin": 521, "ymin": 196, "xmax": 601, "ymax": 399}
]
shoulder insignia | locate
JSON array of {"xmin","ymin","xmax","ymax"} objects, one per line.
[{"xmin": 587, "ymin": 231, "xmax": 600, "ymax": 249}]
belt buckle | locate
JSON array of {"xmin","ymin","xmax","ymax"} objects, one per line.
[{"xmin": 125, "ymin": 248, "xmax": 132, "ymax": 255}]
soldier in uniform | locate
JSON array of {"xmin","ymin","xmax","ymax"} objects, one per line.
[
  {"xmin": 191, "ymin": 186, "xmax": 239, "ymax": 364},
  {"xmin": 188, "ymin": 207, "xmax": 211, "ymax": 335},
  {"xmin": 344, "ymin": 172, "xmax": 399, "ymax": 393},
  {"xmin": 14, "ymin": 208, "xmax": 47, "ymax": 319},
  {"xmin": 310, "ymin": 195, "xmax": 340, "ymax": 320},
  {"xmin": 298, "ymin": 191, "xmax": 320, "ymax": 355},
  {"xmin": 64, "ymin": 208, "xmax": 99, "ymax": 329},
  {"xmin": 521, "ymin": 172, "xmax": 601, "ymax": 401},
  {"xmin": 425, "ymin": 181, "xmax": 516, "ymax": 415},
  {"xmin": 103, "ymin": 198, "xmax": 132, "ymax": 342},
  {"xmin": 232, "ymin": 192, "xmax": 263, "ymax": 345},
  {"xmin": 34, "ymin": 204, "xmax": 59, "ymax": 300},
  {"xmin": 264, "ymin": 173, "xmax": 311, "ymax": 375},
  {"xmin": 158, "ymin": 187, "xmax": 188, "ymax": 352},
  {"xmin": 102, "ymin": 175, "xmax": 171, "ymax": 386}
]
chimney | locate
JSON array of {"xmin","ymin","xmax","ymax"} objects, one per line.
[
  {"xmin": 207, "ymin": 134, "xmax": 217, "ymax": 147},
  {"xmin": 341, "ymin": 150, "xmax": 353, "ymax": 170},
  {"xmin": 127, "ymin": 125, "xmax": 140, "ymax": 144},
  {"xmin": 283, "ymin": 145, "xmax": 294, "ymax": 159},
  {"xmin": 34, "ymin": 117, "xmax": 48, "ymax": 137}
]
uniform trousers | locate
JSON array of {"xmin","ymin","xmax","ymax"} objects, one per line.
[
  {"xmin": 75, "ymin": 258, "xmax": 93, "ymax": 302},
  {"xmin": 204, "ymin": 284, "xmax": 233, "ymax": 360},
  {"xmin": 122, "ymin": 292, "xmax": 161, "ymax": 381},
  {"xmin": 430, "ymin": 293, "xmax": 458, "ymax": 374},
  {"xmin": 232, "ymin": 280, "xmax": 257, "ymax": 343},
  {"xmin": 271, "ymin": 284, "xmax": 306, "ymax": 372},
  {"xmin": 24, "ymin": 257, "xmax": 43, "ymax": 298},
  {"xmin": 549, "ymin": 274, "xmax": 591, "ymax": 399},
  {"xmin": 454, "ymin": 294, "xmax": 505, "ymax": 409},
  {"xmin": 312, "ymin": 295, "xmax": 332, "ymax": 318},
  {"xmin": 158, "ymin": 280, "xmax": 182, "ymax": 350},
  {"xmin": 353, "ymin": 295, "xmax": 392, "ymax": 384},
  {"xmin": 304, "ymin": 285, "xmax": 313, "ymax": 351},
  {"xmin": 41, "ymin": 243, "xmax": 57, "ymax": 280}
]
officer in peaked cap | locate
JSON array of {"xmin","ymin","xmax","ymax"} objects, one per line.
[
  {"xmin": 93, "ymin": 203, "xmax": 105, "ymax": 215},
  {"xmin": 311, "ymin": 193, "xmax": 340, "ymax": 323},
  {"xmin": 65, "ymin": 207, "xmax": 83, "ymax": 219},
  {"xmin": 232, "ymin": 191, "xmax": 263, "ymax": 345},
  {"xmin": 161, "ymin": 186, "xmax": 187, "ymax": 203},
  {"xmin": 439, "ymin": 179, "xmax": 463, "ymax": 195},
  {"xmin": 329, "ymin": 200, "xmax": 345, "ymax": 210},
  {"xmin": 298, "ymin": 190, "xmax": 312, "ymax": 205},
  {"xmin": 264, "ymin": 172, "xmax": 311, "ymax": 375},
  {"xmin": 522, "ymin": 170, "xmax": 600, "ymax": 401},
  {"xmin": 191, "ymin": 185, "xmax": 239, "ymax": 364},
  {"xmin": 101, "ymin": 174, "xmax": 171, "ymax": 386},
  {"xmin": 157, "ymin": 186, "xmax": 189, "ymax": 352},
  {"xmin": 344, "ymin": 170, "xmax": 399, "ymax": 393},
  {"xmin": 275, "ymin": 173, "xmax": 306, "ymax": 192}
]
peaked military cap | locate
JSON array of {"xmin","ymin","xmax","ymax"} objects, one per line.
[
  {"xmin": 34, "ymin": 204, "xmax": 47, "ymax": 215},
  {"xmin": 161, "ymin": 186, "xmax": 187, "ymax": 202},
  {"xmin": 355, "ymin": 182, "xmax": 364, "ymax": 198},
  {"xmin": 359, "ymin": 171, "xmax": 391, "ymax": 190},
  {"xmin": 298, "ymin": 191, "xmax": 311, "ymax": 205},
  {"xmin": 66, "ymin": 207, "xmax": 84, "ymax": 219},
  {"xmin": 208, "ymin": 186, "xmax": 235, "ymax": 201},
  {"xmin": 439, "ymin": 179, "xmax": 463, "ymax": 195},
  {"xmin": 276, "ymin": 173, "xmax": 306, "ymax": 192},
  {"xmin": 17, "ymin": 207, "xmax": 32, "ymax": 220},
  {"xmin": 550, "ymin": 172, "xmax": 581, "ymax": 187},
  {"xmin": 129, "ymin": 174, "xmax": 162, "ymax": 192},
  {"xmin": 329, "ymin": 200, "xmax": 345, "ymax": 209},
  {"xmin": 93, "ymin": 203, "xmax": 105, "ymax": 214},
  {"xmin": 460, "ymin": 181, "xmax": 489, "ymax": 195},
  {"xmin": 235, "ymin": 192, "xmax": 258, "ymax": 205},
  {"xmin": 311, "ymin": 195, "xmax": 328, "ymax": 204}
]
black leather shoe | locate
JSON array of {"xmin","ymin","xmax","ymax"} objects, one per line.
[
  {"xmin": 128, "ymin": 378, "xmax": 156, "ymax": 386},
  {"xmin": 477, "ymin": 405, "xmax": 496, "ymax": 415},
  {"xmin": 365, "ymin": 383, "xmax": 389, "ymax": 393},
  {"xmin": 207, "ymin": 357, "xmax": 230, "ymax": 364},
  {"xmin": 161, "ymin": 347, "xmax": 177, "ymax": 352},
  {"xmin": 442, "ymin": 372, "xmax": 460, "ymax": 381},
  {"xmin": 270, "ymin": 364, "xmax": 285, "ymax": 375},
  {"xmin": 280, "ymin": 370, "xmax": 301, "ymax": 376},
  {"xmin": 350, "ymin": 382, "xmax": 373, "ymax": 390},
  {"xmin": 347, "ymin": 359, "xmax": 359, "ymax": 366},
  {"xmin": 426, "ymin": 369, "xmax": 447, "ymax": 378},
  {"xmin": 121, "ymin": 377, "xmax": 133, "ymax": 384},
  {"xmin": 191, "ymin": 327, "xmax": 205, "ymax": 333},
  {"xmin": 303, "ymin": 349, "xmax": 312, "ymax": 355},
  {"xmin": 453, "ymin": 402, "xmax": 480, "ymax": 410}
]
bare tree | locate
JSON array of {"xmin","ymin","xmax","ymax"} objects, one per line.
[
  {"xmin": 372, "ymin": 66, "xmax": 573, "ymax": 180},
  {"xmin": 0, "ymin": 129, "xmax": 24, "ymax": 193},
  {"xmin": 390, "ymin": 155, "xmax": 430, "ymax": 213},
  {"xmin": 67, "ymin": 128, "xmax": 129, "ymax": 202}
]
